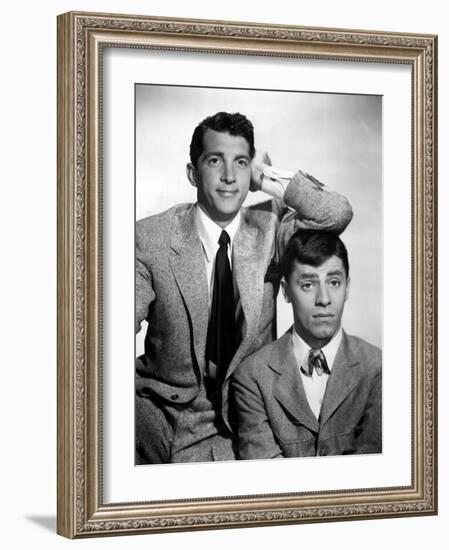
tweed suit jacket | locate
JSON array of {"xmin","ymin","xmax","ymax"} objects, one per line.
[
  {"xmin": 135, "ymin": 173, "xmax": 353, "ymax": 430},
  {"xmin": 232, "ymin": 330, "xmax": 382, "ymax": 458}
]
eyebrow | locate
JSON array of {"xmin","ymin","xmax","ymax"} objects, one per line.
[
  {"xmin": 297, "ymin": 273, "xmax": 320, "ymax": 280},
  {"xmin": 326, "ymin": 270, "xmax": 345, "ymax": 277},
  {"xmin": 203, "ymin": 152, "xmax": 250, "ymax": 160},
  {"xmin": 297, "ymin": 269, "xmax": 345, "ymax": 279}
]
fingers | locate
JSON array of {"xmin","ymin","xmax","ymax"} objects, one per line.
[
  {"xmin": 250, "ymin": 150, "xmax": 270, "ymax": 191},
  {"xmin": 262, "ymin": 152, "xmax": 272, "ymax": 166}
]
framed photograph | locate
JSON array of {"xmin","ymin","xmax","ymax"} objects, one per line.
[{"xmin": 57, "ymin": 11, "xmax": 437, "ymax": 538}]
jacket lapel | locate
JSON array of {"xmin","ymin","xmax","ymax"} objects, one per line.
[
  {"xmin": 319, "ymin": 332, "xmax": 361, "ymax": 426},
  {"xmin": 168, "ymin": 206, "xmax": 209, "ymax": 362},
  {"xmin": 232, "ymin": 214, "xmax": 265, "ymax": 347},
  {"xmin": 271, "ymin": 332, "xmax": 320, "ymax": 433}
]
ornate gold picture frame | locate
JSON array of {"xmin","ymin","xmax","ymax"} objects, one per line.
[{"xmin": 57, "ymin": 11, "xmax": 437, "ymax": 538}]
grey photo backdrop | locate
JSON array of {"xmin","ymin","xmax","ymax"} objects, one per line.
[{"xmin": 135, "ymin": 84, "xmax": 382, "ymax": 349}]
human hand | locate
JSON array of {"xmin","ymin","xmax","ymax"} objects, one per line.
[{"xmin": 250, "ymin": 150, "xmax": 272, "ymax": 191}]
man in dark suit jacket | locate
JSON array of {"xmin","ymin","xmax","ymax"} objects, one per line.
[
  {"xmin": 232, "ymin": 229, "xmax": 381, "ymax": 459},
  {"xmin": 136, "ymin": 112, "xmax": 353, "ymax": 464}
]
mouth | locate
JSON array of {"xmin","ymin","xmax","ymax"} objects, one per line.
[
  {"xmin": 217, "ymin": 189, "xmax": 238, "ymax": 197},
  {"xmin": 312, "ymin": 314, "xmax": 334, "ymax": 319}
]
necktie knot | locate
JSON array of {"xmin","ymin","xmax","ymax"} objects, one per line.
[
  {"xmin": 218, "ymin": 230, "xmax": 230, "ymax": 248},
  {"xmin": 302, "ymin": 349, "xmax": 330, "ymax": 377}
]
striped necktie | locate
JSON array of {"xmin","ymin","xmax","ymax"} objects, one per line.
[{"xmin": 301, "ymin": 349, "xmax": 331, "ymax": 377}]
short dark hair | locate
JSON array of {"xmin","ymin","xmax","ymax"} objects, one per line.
[
  {"xmin": 189, "ymin": 112, "xmax": 256, "ymax": 167},
  {"xmin": 280, "ymin": 229, "xmax": 349, "ymax": 281}
]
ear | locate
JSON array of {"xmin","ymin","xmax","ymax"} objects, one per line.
[
  {"xmin": 186, "ymin": 163, "xmax": 199, "ymax": 188},
  {"xmin": 281, "ymin": 277, "xmax": 290, "ymax": 303},
  {"xmin": 344, "ymin": 276, "xmax": 351, "ymax": 302}
]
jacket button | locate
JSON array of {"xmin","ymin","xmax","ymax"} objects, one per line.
[{"xmin": 171, "ymin": 394, "xmax": 179, "ymax": 401}]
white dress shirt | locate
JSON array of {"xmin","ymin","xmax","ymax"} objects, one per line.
[
  {"xmin": 194, "ymin": 204, "xmax": 241, "ymax": 310},
  {"xmin": 291, "ymin": 328, "xmax": 343, "ymax": 420}
]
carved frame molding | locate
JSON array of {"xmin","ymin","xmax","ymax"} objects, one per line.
[{"xmin": 57, "ymin": 11, "xmax": 437, "ymax": 538}]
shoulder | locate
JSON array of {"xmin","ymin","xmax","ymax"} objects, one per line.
[
  {"xmin": 233, "ymin": 338, "xmax": 281, "ymax": 384},
  {"xmin": 345, "ymin": 333, "xmax": 382, "ymax": 374},
  {"xmin": 136, "ymin": 203, "xmax": 192, "ymax": 245},
  {"xmin": 241, "ymin": 199, "xmax": 284, "ymax": 229},
  {"xmin": 137, "ymin": 203, "xmax": 191, "ymax": 231}
]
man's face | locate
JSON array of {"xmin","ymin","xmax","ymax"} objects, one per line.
[
  {"xmin": 282, "ymin": 255, "xmax": 350, "ymax": 348},
  {"xmin": 187, "ymin": 129, "xmax": 252, "ymax": 226}
]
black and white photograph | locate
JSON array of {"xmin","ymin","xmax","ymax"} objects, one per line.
[
  {"xmin": 52, "ymin": 8, "xmax": 437, "ymax": 540},
  {"xmin": 134, "ymin": 84, "xmax": 382, "ymax": 465},
  {"xmin": 2, "ymin": 0, "xmax": 444, "ymax": 545}
]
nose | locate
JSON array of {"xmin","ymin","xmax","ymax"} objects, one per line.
[
  {"xmin": 315, "ymin": 283, "xmax": 331, "ymax": 307},
  {"xmin": 221, "ymin": 161, "xmax": 236, "ymax": 184}
]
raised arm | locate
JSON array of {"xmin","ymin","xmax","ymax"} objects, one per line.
[{"xmin": 251, "ymin": 152, "xmax": 353, "ymax": 235}]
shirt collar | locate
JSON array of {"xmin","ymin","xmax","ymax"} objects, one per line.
[
  {"xmin": 291, "ymin": 327, "xmax": 343, "ymax": 372},
  {"xmin": 194, "ymin": 204, "xmax": 241, "ymax": 262}
]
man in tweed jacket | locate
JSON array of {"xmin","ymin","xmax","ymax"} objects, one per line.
[
  {"xmin": 233, "ymin": 229, "xmax": 382, "ymax": 459},
  {"xmin": 135, "ymin": 112, "xmax": 353, "ymax": 464}
]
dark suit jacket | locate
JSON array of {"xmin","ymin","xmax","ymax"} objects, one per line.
[
  {"xmin": 232, "ymin": 330, "xmax": 382, "ymax": 458},
  {"xmin": 136, "ymin": 173, "xmax": 353, "ymax": 431}
]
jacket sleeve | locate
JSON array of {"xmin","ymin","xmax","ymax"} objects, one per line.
[
  {"xmin": 135, "ymin": 227, "xmax": 155, "ymax": 334},
  {"xmin": 282, "ymin": 170, "xmax": 353, "ymax": 234},
  {"xmin": 232, "ymin": 360, "xmax": 284, "ymax": 460},
  {"xmin": 270, "ymin": 170, "xmax": 353, "ymax": 258},
  {"xmin": 353, "ymin": 368, "xmax": 382, "ymax": 454}
]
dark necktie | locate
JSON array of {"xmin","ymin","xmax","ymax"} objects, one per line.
[
  {"xmin": 301, "ymin": 349, "xmax": 331, "ymax": 377},
  {"xmin": 206, "ymin": 230, "xmax": 237, "ymax": 383}
]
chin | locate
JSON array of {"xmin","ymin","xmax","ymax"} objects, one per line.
[
  {"xmin": 313, "ymin": 328, "xmax": 335, "ymax": 341},
  {"xmin": 216, "ymin": 207, "xmax": 240, "ymax": 219}
]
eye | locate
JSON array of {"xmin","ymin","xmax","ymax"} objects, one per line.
[
  {"xmin": 236, "ymin": 158, "xmax": 249, "ymax": 167},
  {"xmin": 329, "ymin": 279, "xmax": 341, "ymax": 288},
  {"xmin": 207, "ymin": 156, "xmax": 222, "ymax": 167},
  {"xmin": 300, "ymin": 281, "xmax": 315, "ymax": 291}
]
